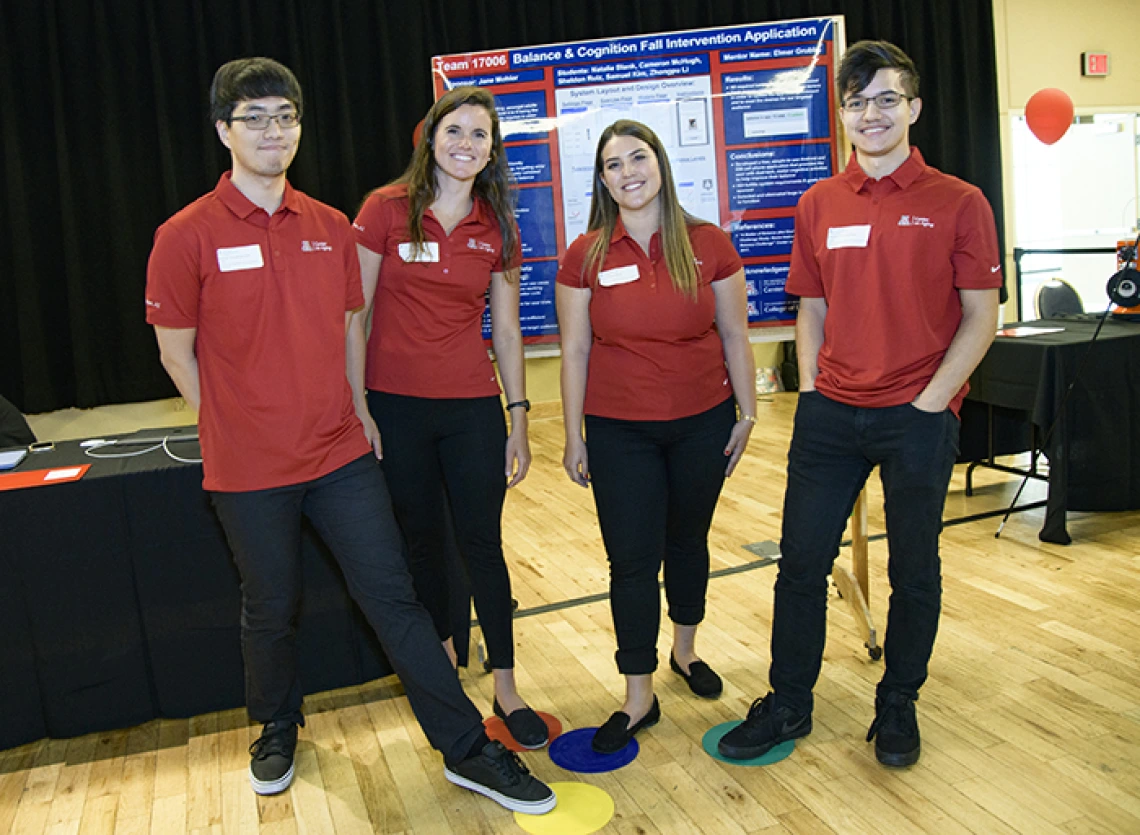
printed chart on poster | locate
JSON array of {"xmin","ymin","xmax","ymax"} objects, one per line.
[{"xmin": 432, "ymin": 16, "xmax": 844, "ymax": 342}]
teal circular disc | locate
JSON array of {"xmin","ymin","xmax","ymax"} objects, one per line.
[{"xmin": 701, "ymin": 721, "xmax": 795, "ymax": 766}]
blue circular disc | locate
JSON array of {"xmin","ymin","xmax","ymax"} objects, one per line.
[
  {"xmin": 701, "ymin": 721, "xmax": 795, "ymax": 766},
  {"xmin": 547, "ymin": 727, "xmax": 639, "ymax": 773}
]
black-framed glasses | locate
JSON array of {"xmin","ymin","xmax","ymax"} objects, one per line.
[
  {"xmin": 229, "ymin": 111, "xmax": 301, "ymax": 130},
  {"xmin": 841, "ymin": 91, "xmax": 910, "ymax": 113}
]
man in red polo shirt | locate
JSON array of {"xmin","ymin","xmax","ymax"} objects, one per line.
[
  {"xmin": 719, "ymin": 41, "xmax": 1002, "ymax": 767},
  {"xmin": 145, "ymin": 57, "xmax": 553, "ymax": 815}
]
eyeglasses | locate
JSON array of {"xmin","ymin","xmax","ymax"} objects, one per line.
[
  {"xmin": 841, "ymin": 91, "xmax": 910, "ymax": 113},
  {"xmin": 229, "ymin": 111, "xmax": 301, "ymax": 130}
]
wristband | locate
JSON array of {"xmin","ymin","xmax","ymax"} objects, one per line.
[
  {"xmin": 740, "ymin": 414, "xmax": 757, "ymax": 425},
  {"xmin": 506, "ymin": 399, "xmax": 531, "ymax": 412}
]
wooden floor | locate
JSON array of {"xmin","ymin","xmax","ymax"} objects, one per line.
[{"xmin": 5, "ymin": 393, "xmax": 1140, "ymax": 834}]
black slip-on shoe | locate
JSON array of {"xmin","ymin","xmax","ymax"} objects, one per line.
[
  {"xmin": 717, "ymin": 693, "xmax": 811, "ymax": 760},
  {"xmin": 591, "ymin": 695, "xmax": 660, "ymax": 754},
  {"xmin": 492, "ymin": 698, "xmax": 549, "ymax": 749},
  {"xmin": 445, "ymin": 740, "xmax": 556, "ymax": 815},
  {"xmin": 669, "ymin": 654, "xmax": 723, "ymax": 698}
]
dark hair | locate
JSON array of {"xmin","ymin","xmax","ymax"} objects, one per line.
[
  {"xmin": 584, "ymin": 119, "xmax": 704, "ymax": 299},
  {"xmin": 388, "ymin": 85, "xmax": 518, "ymax": 271},
  {"xmin": 836, "ymin": 40, "xmax": 919, "ymax": 102},
  {"xmin": 209, "ymin": 58, "xmax": 303, "ymax": 124}
]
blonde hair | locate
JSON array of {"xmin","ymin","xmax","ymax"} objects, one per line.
[{"xmin": 584, "ymin": 119, "xmax": 704, "ymax": 299}]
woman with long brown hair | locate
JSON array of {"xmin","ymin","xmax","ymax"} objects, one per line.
[
  {"xmin": 557, "ymin": 119, "xmax": 756, "ymax": 753},
  {"xmin": 349, "ymin": 86, "xmax": 547, "ymax": 749}
]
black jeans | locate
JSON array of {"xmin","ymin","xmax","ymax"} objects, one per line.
[
  {"xmin": 771, "ymin": 391, "xmax": 960, "ymax": 714},
  {"xmin": 585, "ymin": 397, "xmax": 736, "ymax": 675},
  {"xmin": 210, "ymin": 454, "xmax": 485, "ymax": 766},
  {"xmin": 367, "ymin": 391, "xmax": 516, "ymax": 669}
]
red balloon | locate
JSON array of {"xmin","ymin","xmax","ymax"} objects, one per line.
[{"xmin": 1025, "ymin": 88, "xmax": 1074, "ymax": 145}]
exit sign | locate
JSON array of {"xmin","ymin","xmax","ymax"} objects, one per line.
[{"xmin": 1082, "ymin": 52, "xmax": 1110, "ymax": 76}]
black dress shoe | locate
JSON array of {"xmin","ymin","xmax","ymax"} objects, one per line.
[
  {"xmin": 669, "ymin": 654, "xmax": 723, "ymax": 698},
  {"xmin": 591, "ymin": 695, "xmax": 660, "ymax": 754},
  {"xmin": 492, "ymin": 698, "xmax": 549, "ymax": 749}
]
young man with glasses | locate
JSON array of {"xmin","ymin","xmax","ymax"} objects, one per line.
[
  {"xmin": 719, "ymin": 41, "xmax": 1002, "ymax": 767},
  {"xmin": 145, "ymin": 57, "xmax": 554, "ymax": 814}
]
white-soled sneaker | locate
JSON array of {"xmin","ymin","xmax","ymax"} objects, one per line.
[
  {"xmin": 444, "ymin": 740, "xmax": 555, "ymax": 815},
  {"xmin": 249, "ymin": 720, "xmax": 298, "ymax": 795}
]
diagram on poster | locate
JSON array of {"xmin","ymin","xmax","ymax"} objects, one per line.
[
  {"xmin": 433, "ymin": 16, "xmax": 844, "ymax": 341},
  {"xmin": 555, "ymin": 77, "xmax": 720, "ymax": 242}
]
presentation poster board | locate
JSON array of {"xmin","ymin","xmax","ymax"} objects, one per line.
[{"xmin": 431, "ymin": 16, "xmax": 844, "ymax": 342}]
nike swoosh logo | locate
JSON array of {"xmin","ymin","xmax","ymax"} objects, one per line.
[{"xmin": 991, "ymin": 265, "xmax": 1002, "ymax": 273}]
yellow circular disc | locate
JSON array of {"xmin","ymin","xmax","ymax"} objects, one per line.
[{"xmin": 514, "ymin": 781, "xmax": 615, "ymax": 835}]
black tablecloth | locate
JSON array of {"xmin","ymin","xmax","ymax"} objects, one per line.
[
  {"xmin": 960, "ymin": 319, "xmax": 1140, "ymax": 543},
  {"xmin": 0, "ymin": 436, "xmax": 470, "ymax": 751}
]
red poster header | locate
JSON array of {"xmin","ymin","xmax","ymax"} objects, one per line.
[{"xmin": 432, "ymin": 51, "xmax": 511, "ymax": 77}]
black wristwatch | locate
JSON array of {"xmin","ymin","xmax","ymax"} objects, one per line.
[{"xmin": 505, "ymin": 399, "xmax": 531, "ymax": 412}]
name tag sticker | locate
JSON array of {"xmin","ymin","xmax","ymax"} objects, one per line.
[
  {"xmin": 597, "ymin": 264, "xmax": 640, "ymax": 287},
  {"xmin": 399, "ymin": 242, "xmax": 440, "ymax": 263},
  {"xmin": 826, "ymin": 225, "xmax": 872, "ymax": 249},
  {"xmin": 216, "ymin": 244, "xmax": 264, "ymax": 272},
  {"xmin": 45, "ymin": 468, "xmax": 83, "ymax": 481}
]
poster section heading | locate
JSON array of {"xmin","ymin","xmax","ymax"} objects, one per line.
[
  {"xmin": 434, "ymin": 16, "xmax": 839, "ymax": 335},
  {"xmin": 510, "ymin": 22, "xmax": 826, "ymax": 69},
  {"xmin": 433, "ymin": 21, "xmax": 824, "ymax": 77}
]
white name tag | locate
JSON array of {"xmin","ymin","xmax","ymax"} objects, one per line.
[
  {"xmin": 826, "ymin": 225, "xmax": 872, "ymax": 249},
  {"xmin": 399, "ymin": 242, "xmax": 440, "ymax": 263},
  {"xmin": 216, "ymin": 244, "xmax": 264, "ymax": 272},
  {"xmin": 598, "ymin": 264, "xmax": 640, "ymax": 287},
  {"xmin": 45, "ymin": 467, "xmax": 83, "ymax": 481}
]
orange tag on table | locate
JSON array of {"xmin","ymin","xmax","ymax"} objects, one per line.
[{"xmin": 0, "ymin": 465, "xmax": 91, "ymax": 491}]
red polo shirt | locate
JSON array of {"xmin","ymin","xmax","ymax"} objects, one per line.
[
  {"xmin": 145, "ymin": 172, "xmax": 369, "ymax": 492},
  {"xmin": 556, "ymin": 220, "xmax": 743, "ymax": 421},
  {"xmin": 786, "ymin": 148, "xmax": 1002, "ymax": 415},
  {"xmin": 353, "ymin": 184, "xmax": 521, "ymax": 398}
]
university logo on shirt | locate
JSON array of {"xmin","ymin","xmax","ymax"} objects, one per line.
[
  {"xmin": 898, "ymin": 215, "xmax": 935, "ymax": 228},
  {"xmin": 301, "ymin": 240, "xmax": 333, "ymax": 252},
  {"xmin": 467, "ymin": 237, "xmax": 496, "ymax": 254}
]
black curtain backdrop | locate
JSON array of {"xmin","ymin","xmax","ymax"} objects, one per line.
[{"xmin": 0, "ymin": 0, "xmax": 1003, "ymax": 414}]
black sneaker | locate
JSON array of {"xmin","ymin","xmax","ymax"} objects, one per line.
[
  {"xmin": 445, "ymin": 741, "xmax": 556, "ymax": 815},
  {"xmin": 717, "ymin": 693, "xmax": 811, "ymax": 760},
  {"xmin": 249, "ymin": 720, "xmax": 298, "ymax": 794},
  {"xmin": 866, "ymin": 691, "xmax": 920, "ymax": 767}
]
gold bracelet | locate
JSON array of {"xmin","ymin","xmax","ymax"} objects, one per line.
[{"xmin": 741, "ymin": 414, "xmax": 757, "ymax": 425}]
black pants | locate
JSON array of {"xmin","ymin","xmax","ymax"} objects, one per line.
[
  {"xmin": 368, "ymin": 391, "xmax": 516, "ymax": 670},
  {"xmin": 771, "ymin": 391, "xmax": 960, "ymax": 714},
  {"xmin": 585, "ymin": 397, "xmax": 736, "ymax": 675},
  {"xmin": 210, "ymin": 454, "xmax": 485, "ymax": 766}
]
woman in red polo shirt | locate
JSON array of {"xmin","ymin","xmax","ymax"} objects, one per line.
[
  {"xmin": 556, "ymin": 119, "xmax": 756, "ymax": 754},
  {"xmin": 349, "ymin": 86, "xmax": 547, "ymax": 749}
]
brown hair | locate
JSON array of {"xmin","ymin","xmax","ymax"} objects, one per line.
[
  {"xmin": 837, "ymin": 40, "xmax": 920, "ymax": 102},
  {"xmin": 584, "ymin": 119, "xmax": 703, "ymax": 299},
  {"xmin": 386, "ymin": 86, "xmax": 518, "ymax": 271}
]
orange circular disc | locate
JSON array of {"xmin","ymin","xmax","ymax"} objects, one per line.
[{"xmin": 483, "ymin": 711, "xmax": 563, "ymax": 752}]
